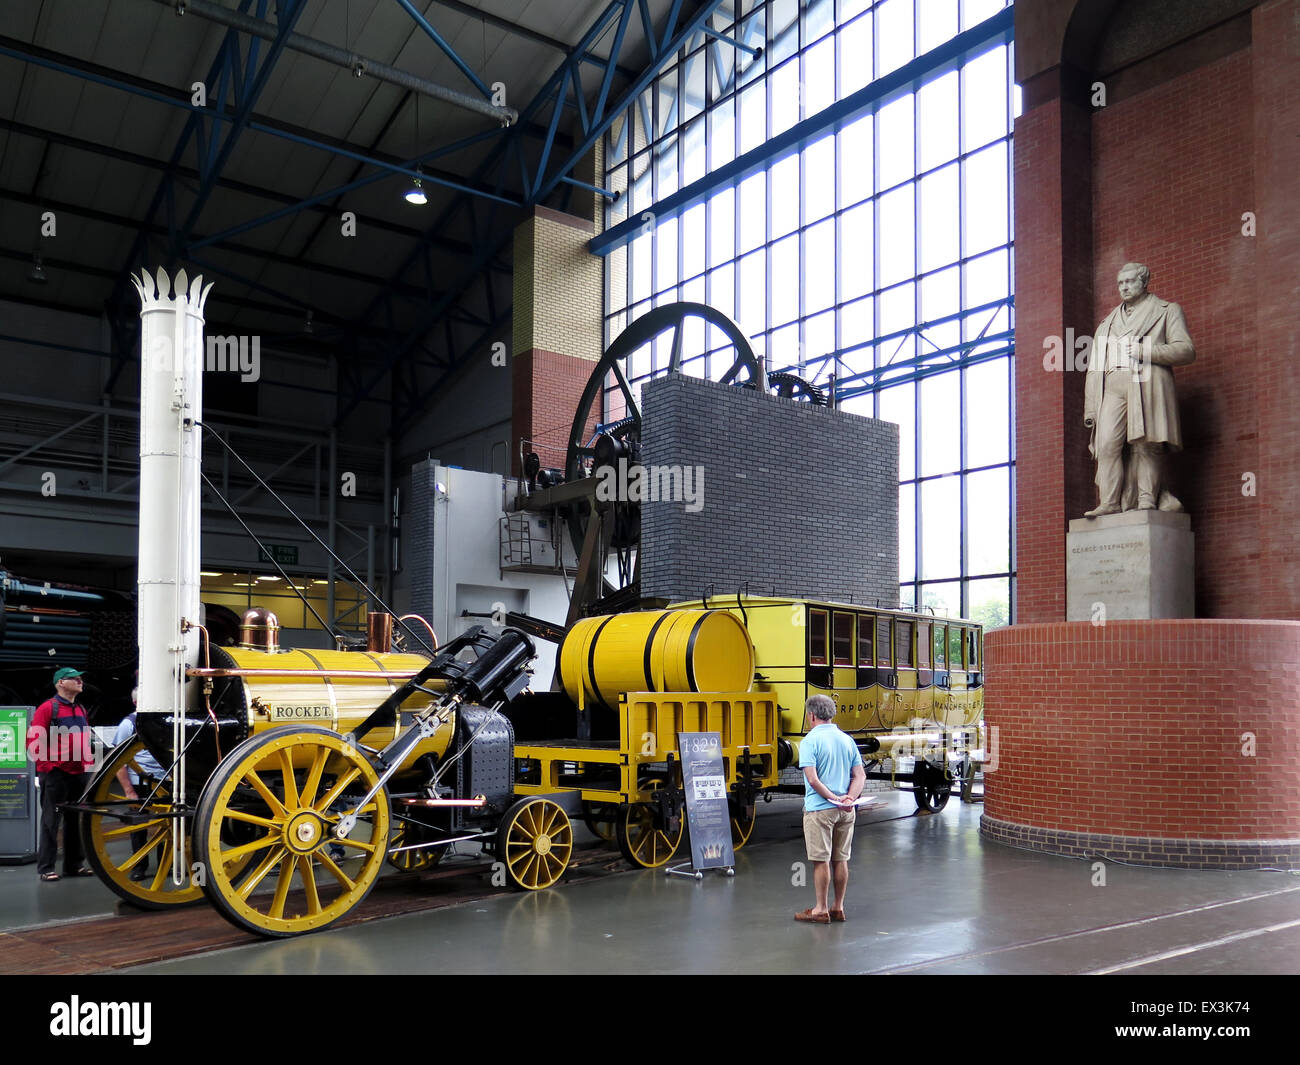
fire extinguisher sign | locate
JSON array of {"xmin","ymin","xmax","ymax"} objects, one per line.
[{"xmin": 677, "ymin": 731, "xmax": 735, "ymax": 871}]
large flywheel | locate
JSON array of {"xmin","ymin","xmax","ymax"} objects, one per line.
[{"xmin": 560, "ymin": 303, "xmax": 766, "ymax": 608}]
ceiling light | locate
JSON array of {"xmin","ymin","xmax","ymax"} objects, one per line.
[
  {"xmin": 255, "ymin": 576, "xmax": 281, "ymax": 581},
  {"xmin": 200, "ymin": 571, "xmax": 223, "ymax": 577},
  {"xmin": 28, "ymin": 254, "xmax": 47, "ymax": 284},
  {"xmin": 404, "ymin": 173, "xmax": 428, "ymax": 206}
]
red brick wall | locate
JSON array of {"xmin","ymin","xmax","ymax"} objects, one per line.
[
  {"xmin": 512, "ymin": 348, "xmax": 601, "ymax": 474},
  {"xmin": 1252, "ymin": 0, "xmax": 1300, "ymax": 618},
  {"xmin": 984, "ymin": 620, "xmax": 1300, "ymax": 840},
  {"xmin": 1092, "ymin": 49, "xmax": 1259, "ymax": 618}
]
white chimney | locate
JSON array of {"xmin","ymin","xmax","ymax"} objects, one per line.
[{"xmin": 132, "ymin": 267, "xmax": 211, "ymax": 720}]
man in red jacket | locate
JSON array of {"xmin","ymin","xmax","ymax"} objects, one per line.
[{"xmin": 27, "ymin": 667, "xmax": 97, "ymax": 881}]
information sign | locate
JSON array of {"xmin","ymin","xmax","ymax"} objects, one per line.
[{"xmin": 677, "ymin": 731, "xmax": 735, "ymax": 871}]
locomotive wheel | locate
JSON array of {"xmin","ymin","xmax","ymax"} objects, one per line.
[
  {"xmin": 79, "ymin": 738, "xmax": 205, "ymax": 909},
  {"xmin": 581, "ymin": 801, "xmax": 619, "ymax": 843},
  {"xmin": 386, "ymin": 820, "xmax": 446, "ymax": 873},
  {"xmin": 729, "ymin": 798, "xmax": 757, "ymax": 850},
  {"xmin": 496, "ymin": 797, "xmax": 573, "ymax": 891},
  {"xmin": 913, "ymin": 760, "xmax": 953, "ymax": 814},
  {"xmin": 194, "ymin": 727, "xmax": 390, "ymax": 938},
  {"xmin": 616, "ymin": 783, "xmax": 683, "ymax": 869}
]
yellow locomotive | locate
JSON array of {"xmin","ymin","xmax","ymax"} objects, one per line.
[{"xmin": 80, "ymin": 613, "xmax": 548, "ymax": 937}]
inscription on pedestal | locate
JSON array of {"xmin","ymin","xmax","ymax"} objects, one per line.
[{"xmin": 1066, "ymin": 511, "xmax": 1194, "ymax": 621}]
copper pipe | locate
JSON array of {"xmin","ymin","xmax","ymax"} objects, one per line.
[
  {"xmin": 398, "ymin": 613, "xmax": 439, "ymax": 650},
  {"xmin": 367, "ymin": 612, "xmax": 393, "ymax": 654},
  {"xmin": 184, "ymin": 619, "xmax": 223, "ymax": 762},
  {"xmin": 187, "ymin": 667, "xmax": 435, "ymax": 680}
]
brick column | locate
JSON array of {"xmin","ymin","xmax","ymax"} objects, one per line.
[
  {"xmin": 1253, "ymin": 0, "xmax": 1300, "ymax": 618},
  {"xmin": 511, "ymin": 205, "xmax": 605, "ymax": 475},
  {"xmin": 1011, "ymin": 69, "xmax": 1094, "ymax": 623}
]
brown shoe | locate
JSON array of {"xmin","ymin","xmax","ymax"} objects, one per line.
[
  {"xmin": 794, "ymin": 908, "xmax": 831, "ymax": 924},
  {"xmin": 830, "ymin": 910, "xmax": 846, "ymax": 922}
]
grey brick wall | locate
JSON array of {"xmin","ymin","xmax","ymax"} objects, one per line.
[
  {"xmin": 408, "ymin": 459, "xmax": 436, "ymax": 622},
  {"xmin": 641, "ymin": 376, "xmax": 899, "ymax": 606}
]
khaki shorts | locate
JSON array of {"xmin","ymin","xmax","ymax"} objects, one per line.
[{"xmin": 803, "ymin": 807, "xmax": 857, "ymax": 862}]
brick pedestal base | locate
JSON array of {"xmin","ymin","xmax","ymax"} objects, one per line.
[{"xmin": 982, "ymin": 620, "xmax": 1300, "ymax": 869}]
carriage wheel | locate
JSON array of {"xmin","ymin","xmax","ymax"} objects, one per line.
[
  {"xmin": 616, "ymin": 780, "xmax": 683, "ymax": 869},
  {"xmin": 496, "ymin": 797, "xmax": 573, "ymax": 891},
  {"xmin": 581, "ymin": 801, "xmax": 619, "ymax": 843},
  {"xmin": 79, "ymin": 737, "xmax": 205, "ymax": 909},
  {"xmin": 730, "ymin": 798, "xmax": 757, "ymax": 850},
  {"xmin": 193, "ymin": 727, "xmax": 390, "ymax": 938},
  {"xmin": 386, "ymin": 820, "xmax": 446, "ymax": 872},
  {"xmin": 913, "ymin": 759, "xmax": 953, "ymax": 814}
]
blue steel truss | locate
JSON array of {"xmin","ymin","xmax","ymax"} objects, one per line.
[{"xmin": 0, "ymin": 0, "xmax": 731, "ymax": 415}]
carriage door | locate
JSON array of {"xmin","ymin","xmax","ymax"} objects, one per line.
[{"xmin": 830, "ymin": 611, "xmax": 861, "ymax": 730}]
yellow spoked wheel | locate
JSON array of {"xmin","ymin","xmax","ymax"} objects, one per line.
[
  {"xmin": 616, "ymin": 783, "xmax": 683, "ymax": 869},
  {"xmin": 496, "ymin": 797, "xmax": 573, "ymax": 891},
  {"xmin": 386, "ymin": 820, "xmax": 445, "ymax": 873},
  {"xmin": 193, "ymin": 727, "xmax": 390, "ymax": 938},
  {"xmin": 729, "ymin": 798, "xmax": 756, "ymax": 850},
  {"xmin": 581, "ymin": 801, "xmax": 619, "ymax": 843},
  {"xmin": 79, "ymin": 738, "xmax": 205, "ymax": 909}
]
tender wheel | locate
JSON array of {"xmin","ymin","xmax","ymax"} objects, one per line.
[
  {"xmin": 79, "ymin": 738, "xmax": 205, "ymax": 909},
  {"xmin": 581, "ymin": 801, "xmax": 619, "ymax": 843},
  {"xmin": 193, "ymin": 727, "xmax": 390, "ymax": 938},
  {"xmin": 496, "ymin": 797, "xmax": 573, "ymax": 891},
  {"xmin": 616, "ymin": 784, "xmax": 683, "ymax": 869},
  {"xmin": 729, "ymin": 797, "xmax": 757, "ymax": 850},
  {"xmin": 913, "ymin": 759, "xmax": 953, "ymax": 813},
  {"xmin": 386, "ymin": 820, "xmax": 446, "ymax": 872}
]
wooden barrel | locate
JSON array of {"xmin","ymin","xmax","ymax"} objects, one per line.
[{"xmin": 559, "ymin": 609, "xmax": 755, "ymax": 711}]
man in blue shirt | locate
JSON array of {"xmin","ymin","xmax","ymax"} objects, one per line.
[{"xmin": 796, "ymin": 694, "xmax": 865, "ymax": 924}]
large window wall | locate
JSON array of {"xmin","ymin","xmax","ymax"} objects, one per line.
[{"xmin": 602, "ymin": 0, "xmax": 1016, "ymax": 629}]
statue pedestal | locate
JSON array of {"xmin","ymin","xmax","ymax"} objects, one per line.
[{"xmin": 1066, "ymin": 510, "xmax": 1194, "ymax": 621}]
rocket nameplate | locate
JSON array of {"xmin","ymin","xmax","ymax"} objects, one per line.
[{"xmin": 269, "ymin": 704, "xmax": 334, "ymax": 722}]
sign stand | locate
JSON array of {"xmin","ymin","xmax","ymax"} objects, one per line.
[
  {"xmin": 666, "ymin": 731, "xmax": 736, "ymax": 881},
  {"xmin": 0, "ymin": 707, "xmax": 37, "ymax": 864}
]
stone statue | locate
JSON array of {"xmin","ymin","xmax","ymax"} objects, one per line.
[{"xmin": 1083, "ymin": 262, "xmax": 1196, "ymax": 517}]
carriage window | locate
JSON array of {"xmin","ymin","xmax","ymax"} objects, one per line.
[
  {"xmin": 918, "ymin": 621, "xmax": 931, "ymax": 668},
  {"xmin": 809, "ymin": 609, "xmax": 828, "ymax": 666},
  {"xmin": 896, "ymin": 620, "xmax": 914, "ymax": 667},
  {"xmin": 857, "ymin": 613, "xmax": 873, "ymax": 665},
  {"xmin": 934, "ymin": 625, "xmax": 946, "ymax": 668},
  {"xmin": 968, "ymin": 629, "xmax": 980, "ymax": 670},
  {"xmin": 876, "ymin": 616, "xmax": 892, "ymax": 667},
  {"xmin": 950, "ymin": 626, "xmax": 964, "ymax": 670},
  {"xmin": 833, "ymin": 612, "xmax": 854, "ymax": 666}
]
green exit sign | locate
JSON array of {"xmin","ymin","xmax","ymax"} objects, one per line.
[{"xmin": 258, "ymin": 544, "xmax": 299, "ymax": 566}]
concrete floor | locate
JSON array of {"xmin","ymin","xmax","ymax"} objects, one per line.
[{"xmin": 6, "ymin": 792, "xmax": 1276, "ymax": 976}]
